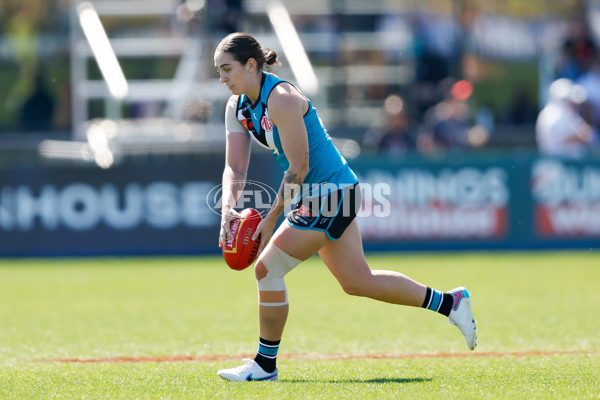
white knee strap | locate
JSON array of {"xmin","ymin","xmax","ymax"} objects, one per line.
[{"xmin": 256, "ymin": 243, "xmax": 301, "ymax": 306}]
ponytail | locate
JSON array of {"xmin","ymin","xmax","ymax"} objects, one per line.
[{"xmin": 263, "ymin": 48, "xmax": 280, "ymax": 67}]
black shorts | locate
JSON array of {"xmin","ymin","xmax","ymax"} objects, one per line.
[{"xmin": 286, "ymin": 183, "xmax": 360, "ymax": 240}]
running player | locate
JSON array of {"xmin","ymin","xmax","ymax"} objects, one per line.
[{"xmin": 215, "ymin": 32, "xmax": 477, "ymax": 382}]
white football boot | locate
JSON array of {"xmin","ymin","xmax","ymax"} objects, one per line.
[
  {"xmin": 448, "ymin": 287, "xmax": 477, "ymax": 350},
  {"xmin": 217, "ymin": 359, "xmax": 278, "ymax": 381}
]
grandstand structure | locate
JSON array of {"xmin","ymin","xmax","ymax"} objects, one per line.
[{"xmin": 67, "ymin": 0, "xmax": 422, "ymax": 164}]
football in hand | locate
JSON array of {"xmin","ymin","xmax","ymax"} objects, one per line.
[{"xmin": 222, "ymin": 208, "xmax": 262, "ymax": 271}]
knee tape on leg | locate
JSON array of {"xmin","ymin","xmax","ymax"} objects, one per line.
[{"xmin": 256, "ymin": 243, "xmax": 301, "ymax": 306}]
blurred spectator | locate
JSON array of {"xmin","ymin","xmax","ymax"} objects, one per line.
[
  {"xmin": 502, "ymin": 89, "xmax": 538, "ymax": 125},
  {"xmin": 376, "ymin": 13, "xmax": 412, "ymax": 62},
  {"xmin": 536, "ymin": 78, "xmax": 594, "ymax": 158},
  {"xmin": 363, "ymin": 94, "xmax": 417, "ymax": 157},
  {"xmin": 18, "ymin": 70, "xmax": 55, "ymax": 132},
  {"xmin": 4, "ymin": 0, "xmax": 43, "ymax": 115},
  {"xmin": 419, "ymin": 79, "xmax": 489, "ymax": 153},
  {"xmin": 206, "ymin": 0, "xmax": 245, "ymax": 35},
  {"xmin": 577, "ymin": 54, "xmax": 600, "ymax": 141},
  {"xmin": 555, "ymin": 17, "xmax": 597, "ymax": 80},
  {"xmin": 411, "ymin": 14, "xmax": 453, "ymax": 116}
]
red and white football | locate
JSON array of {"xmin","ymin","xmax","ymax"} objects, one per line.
[{"xmin": 222, "ymin": 208, "xmax": 262, "ymax": 271}]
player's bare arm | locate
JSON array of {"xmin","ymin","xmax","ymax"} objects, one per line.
[
  {"xmin": 220, "ymin": 129, "xmax": 251, "ymax": 246},
  {"xmin": 253, "ymin": 84, "xmax": 310, "ymax": 252}
]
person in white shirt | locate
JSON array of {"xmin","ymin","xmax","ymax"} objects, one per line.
[{"xmin": 536, "ymin": 78, "xmax": 593, "ymax": 158}]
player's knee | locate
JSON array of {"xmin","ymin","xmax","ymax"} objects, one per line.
[
  {"xmin": 255, "ymin": 244, "xmax": 301, "ymax": 283},
  {"xmin": 339, "ymin": 279, "xmax": 373, "ymax": 297},
  {"xmin": 255, "ymin": 244, "xmax": 302, "ymax": 306},
  {"xmin": 255, "ymin": 260, "xmax": 268, "ymax": 281},
  {"xmin": 340, "ymin": 281, "xmax": 365, "ymax": 297}
]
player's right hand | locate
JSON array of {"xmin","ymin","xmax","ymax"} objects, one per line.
[{"xmin": 219, "ymin": 207, "xmax": 243, "ymax": 247}]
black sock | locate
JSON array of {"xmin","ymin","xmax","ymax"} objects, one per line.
[
  {"xmin": 421, "ymin": 287, "xmax": 454, "ymax": 317},
  {"xmin": 254, "ymin": 338, "xmax": 280, "ymax": 373}
]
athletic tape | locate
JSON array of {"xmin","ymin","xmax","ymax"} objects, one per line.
[{"xmin": 256, "ymin": 243, "xmax": 301, "ymax": 306}]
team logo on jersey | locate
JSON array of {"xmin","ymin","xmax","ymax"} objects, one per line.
[
  {"xmin": 241, "ymin": 119, "xmax": 253, "ymax": 130},
  {"xmin": 237, "ymin": 107, "xmax": 254, "ymax": 131},
  {"xmin": 261, "ymin": 113, "xmax": 273, "ymax": 134}
]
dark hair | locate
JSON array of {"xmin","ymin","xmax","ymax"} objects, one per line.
[{"xmin": 216, "ymin": 32, "xmax": 280, "ymax": 70}]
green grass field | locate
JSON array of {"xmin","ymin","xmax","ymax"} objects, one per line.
[{"xmin": 1, "ymin": 251, "xmax": 599, "ymax": 399}]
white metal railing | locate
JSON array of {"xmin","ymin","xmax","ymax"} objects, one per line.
[
  {"xmin": 68, "ymin": 0, "xmax": 415, "ymax": 166},
  {"xmin": 70, "ymin": 0, "xmax": 205, "ymax": 141}
]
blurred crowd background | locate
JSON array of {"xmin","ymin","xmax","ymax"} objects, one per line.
[
  {"xmin": 3, "ymin": 0, "xmax": 600, "ymax": 256},
  {"xmin": 1, "ymin": 0, "xmax": 599, "ymax": 160}
]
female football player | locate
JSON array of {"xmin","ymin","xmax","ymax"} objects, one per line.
[{"xmin": 215, "ymin": 32, "xmax": 477, "ymax": 381}]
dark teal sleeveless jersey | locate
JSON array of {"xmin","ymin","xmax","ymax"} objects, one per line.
[{"xmin": 233, "ymin": 72, "xmax": 358, "ymax": 189}]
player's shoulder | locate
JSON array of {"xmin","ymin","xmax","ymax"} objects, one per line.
[
  {"xmin": 269, "ymin": 82, "xmax": 304, "ymax": 108},
  {"xmin": 227, "ymin": 94, "xmax": 241, "ymax": 108},
  {"xmin": 271, "ymin": 81, "xmax": 296, "ymax": 96}
]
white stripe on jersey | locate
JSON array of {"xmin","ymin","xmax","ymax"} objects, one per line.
[{"xmin": 262, "ymin": 109, "xmax": 277, "ymax": 154}]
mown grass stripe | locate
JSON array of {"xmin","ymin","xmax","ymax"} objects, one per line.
[{"xmin": 41, "ymin": 349, "xmax": 595, "ymax": 363}]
